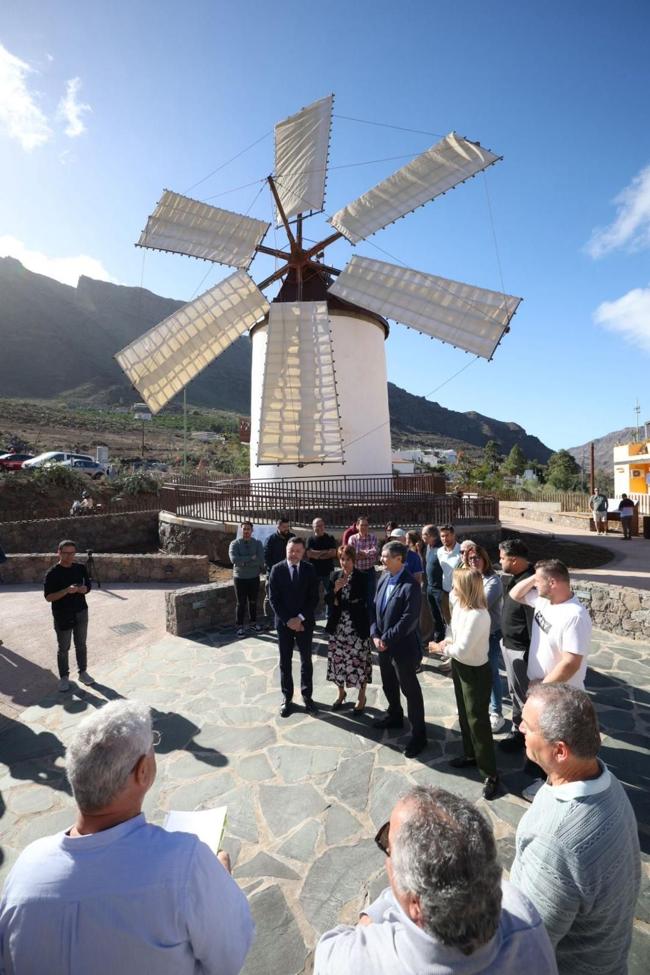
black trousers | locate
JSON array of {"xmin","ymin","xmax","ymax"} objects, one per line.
[
  {"xmin": 378, "ymin": 647, "xmax": 426, "ymax": 740},
  {"xmin": 277, "ymin": 623, "xmax": 314, "ymax": 701},
  {"xmin": 427, "ymin": 589, "xmax": 446, "ymax": 642},
  {"xmin": 54, "ymin": 609, "xmax": 88, "ymax": 678},
  {"xmin": 234, "ymin": 576, "xmax": 260, "ymax": 625}
]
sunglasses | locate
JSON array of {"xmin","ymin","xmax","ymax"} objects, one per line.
[{"xmin": 375, "ymin": 820, "xmax": 390, "ymax": 856}]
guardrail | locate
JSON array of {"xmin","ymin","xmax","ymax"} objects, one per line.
[{"xmin": 160, "ymin": 473, "xmax": 497, "ymax": 526}]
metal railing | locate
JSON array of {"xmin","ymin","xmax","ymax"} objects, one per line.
[{"xmin": 160, "ymin": 473, "xmax": 497, "ymax": 526}]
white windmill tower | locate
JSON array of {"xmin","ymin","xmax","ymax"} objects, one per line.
[{"xmin": 115, "ymin": 94, "xmax": 521, "ymax": 481}]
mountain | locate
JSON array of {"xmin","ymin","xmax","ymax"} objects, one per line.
[
  {"xmin": 387, "ymin": 384, "xmax": 552, "ymax": 461},
  {"xmin": 568, "ymin": 427, "xmax": 639, "ymax": 471},
  {"xmin": 0, "ymin": 257, "xmax": 251, "ymax": 413},
  {"xmin": 0, "ymin": 257, "xmax": 552, "ymax": 461}
]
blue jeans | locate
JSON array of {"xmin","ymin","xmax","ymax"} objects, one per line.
[{"xmin": 488, "ymin": 629, "xmax": 503, "ymax": 715}]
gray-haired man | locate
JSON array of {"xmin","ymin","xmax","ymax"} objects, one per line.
[
  {"xmin": 0, "ymin": 700, "xmax": 254, "ymax": 975},
  {"xmin": 511, "ymin": 683, "xmax": 640, "ymax": 975},
  {"xmin": 314, "ymin": 786, "xmax": 557, "ymax": 974}
]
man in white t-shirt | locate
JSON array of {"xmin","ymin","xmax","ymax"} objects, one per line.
[{"xmin": 509, "ymin": 559, "xmax": 592, "ymax": 802}]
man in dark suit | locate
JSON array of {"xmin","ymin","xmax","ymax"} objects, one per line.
[
  {"xmin": 269, "ymin": 537, "xmax": 319, "ymax": 718},
  {"xmin": 372, "ymin": 541, "xmax": 427, "ymax": 758}
]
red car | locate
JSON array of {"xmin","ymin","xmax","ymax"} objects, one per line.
[{"xmin": 0, "ymin": 452, "xmax": 34, "ymax": 471}]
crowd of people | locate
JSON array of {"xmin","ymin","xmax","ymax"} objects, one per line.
[{"xmin": 0, "ymin": 515, "xmax": 642, "ymax": 974}]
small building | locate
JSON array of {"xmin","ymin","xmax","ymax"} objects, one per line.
[{"xmin": 613, "ymin": 440, "xmax": 650, "ymax": 497}]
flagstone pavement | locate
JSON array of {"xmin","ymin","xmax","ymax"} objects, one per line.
[{"xmin": 1, "ymin": 624, "xmax": 648, "ymax": 974}]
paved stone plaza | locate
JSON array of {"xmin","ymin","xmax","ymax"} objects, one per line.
[{"xmin": 0, "ymin": 623, "xmax": 648, "ymax": 973}]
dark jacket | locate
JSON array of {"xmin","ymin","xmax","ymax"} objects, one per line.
[
  {"xmin": 264, "ymin": 531, "xmax": 295, "ymax": 571},
  {"xmin": 268, "ymin": 559, "xmax": 319, "ymax": 627},
  {"xmin": 501, "ymin": 565, "xmax": 535, "ymax": 655},
  {"xmin": 371, "ymin": 568, "xmax": 422, "ymax": 656},
  {"xmin": 325, "ymin": 568, "xmax": 370, "ymax": 639}
]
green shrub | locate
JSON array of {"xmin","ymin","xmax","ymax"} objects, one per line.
[{"xmin": 113, "ymin": 472, "xmax": 161, "ymax": 496}]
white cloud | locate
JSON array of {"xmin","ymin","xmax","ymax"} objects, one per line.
[
  {"xmin": 586, "ymin": 165, "xmax": 650, "ymax": 258},
  {"xmin": 0, "ymin": 235, "xmax": 117, "ymax": 287},
  {"xmin": 594, "ymin": 286, "xmax": 650, "ymax": 354},
  {"xmin": 57, "ymin": 76, "xmax": 90, "ymax": 138},
  {"xmin": 0, "ymin": 42, "xmax": 52, "ymax": 150}
]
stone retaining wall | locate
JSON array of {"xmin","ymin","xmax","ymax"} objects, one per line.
[
  {"xmin": 499, "ymin": 502, "xmax": 638, "ymax": 536},
  {"xmin": 0, "ymin": 511, "xmax": 159, "ymax": 553},
  {"xmin": 165, "ymin": 580, "xmax": 264, "ymax": 635},
  {"xmin": 159, "ymin": 511, "xmax": 501, "ymax": 562},
  {"xmin": 500, "ymin": 502, "xmax": 593, "ymax": 531},
  {"xmin": 164, "ymin": 575, "xmax": 650, "ymax": 641},
  {"xmin": 574, "ymin": 581, "xmax": 650, "ymax": 641},
  {"xmin": 1, "ymin": 553, "xmax": 209, "ymax": 584}
]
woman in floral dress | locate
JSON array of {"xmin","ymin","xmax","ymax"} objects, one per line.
[{"xmin": 325, "ymin": 545, "xmax": 373, "ymax": 712}]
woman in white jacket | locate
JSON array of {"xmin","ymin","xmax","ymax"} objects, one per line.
[{"xmin": 429, "ymin": 568, "xmax": 498, "ymax": 799}]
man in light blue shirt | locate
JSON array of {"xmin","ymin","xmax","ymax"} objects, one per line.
[{"xmin": 0, "ymin": 700, "xmax": 254, "ymax": 975}]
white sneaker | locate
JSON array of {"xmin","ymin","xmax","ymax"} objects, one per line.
[
  {"xmin": 490, "ymin": 713, "xmax": 506, "ymax": 733},
  {"xmin": 522, "ymin": 778, "xmax": 545, "ymax": 803},
  {"xmin": 78, "ymin": 671, "xmax": 95, "ymax": 686},
  {"xmin": 58, "ymin": 678, "xmax": 71, "ymax": 692}
]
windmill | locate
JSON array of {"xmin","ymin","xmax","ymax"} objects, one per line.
[{"xmin": 115, "ymin": 94, "xmax": 521, "ymax": 480}]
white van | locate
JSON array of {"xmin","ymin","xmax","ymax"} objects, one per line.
[{"xmin": 22, "ymin": 450, "xmax": 94, "ymax": 469}]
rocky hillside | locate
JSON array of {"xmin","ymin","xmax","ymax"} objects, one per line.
[
  {"xmin": 0, "ymin": 257, "xmax": 552, "ymax": 461},
  {"xmin": 567, "ymin": 427, "xmax": 639, "ymax": 470}
]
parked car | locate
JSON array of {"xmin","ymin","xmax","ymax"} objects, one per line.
[
  {"xmin": 22, "ymin": 451, "xmax": 94, "ymax": 470},
  {"xmin": 59, "ymin": 458, "xmax": 107, "ymax": 480},
  {"xmin": 0, "ymin": 452, "xmax": 34, "ymax": 471}
]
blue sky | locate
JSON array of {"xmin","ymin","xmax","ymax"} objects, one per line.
[{"xmin": 1, "ymin": 0, "xmax": 649, "ymax": 453}]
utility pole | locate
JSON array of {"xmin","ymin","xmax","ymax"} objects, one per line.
[
  {"xmin": 634, "ymin": 399, "xmax": 641, "ymax": 441},
  {"xmin": 589, "ymin": 442, "xmax": 595, "ymax": 496}
]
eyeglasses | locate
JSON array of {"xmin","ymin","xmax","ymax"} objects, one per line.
[
  {"xmin": 374, "ymin": 820, "xmax": 391, "ymax": 856},
  {"xmin": 152, "ymin": 729, "xmax": 162, "ymax": 747}
]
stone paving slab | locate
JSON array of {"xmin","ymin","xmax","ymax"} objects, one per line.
[{"xmin": 0, "ymin": 623, "xmax": 648, "ymax": 973}]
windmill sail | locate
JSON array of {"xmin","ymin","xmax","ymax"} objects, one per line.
[
  {"xmin": 257, "ymin": 301, "xmax": 344, "ymax": 465},
  {"xmin": 274, "ymin": 94, "xmax": 333, "ymax": 222},
  {"xmin": 137, "ymin": 190, "xmax": 270, "ymax": 269},
  {"xmin": 329, "ymin": 133, "xmax": 499, "ymax": 244},
  {"xmin": 115, "ymin": 270, "xmax": 269, "ymax": 414},
  {"xmin": 329, "ymin": 256, "xmax": 521, "ymax": 359}
]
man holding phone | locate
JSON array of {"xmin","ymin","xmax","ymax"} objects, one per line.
[{"xmin": 44, "ymin": 539, "xmax": 94, "ymax": 691}]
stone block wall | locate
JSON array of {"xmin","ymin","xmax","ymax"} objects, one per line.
[
  {"xmin": 574, "ymin": 581, "xmax": 650, "ymax": 641},
  {"xmin": 159, "ymin": 511, "xmax": 501, "ymax": 564},
  {"xmin": 164, "ymin": 576, "xmax": 650, "ymax": 642},
  {"xmin": 1, "ymin": 553, "xmax": 209, "ymax": 585},
  {"xmin": 499, "ymin": 502, "xmax": 593, "ymax": 531},
  {"xmin": 0, "ymin": 511, "xmax": 159, "ymax": 554},
  {"xmin": 166, "ymin": 580, "xmax": 264, "ymax": 636}
]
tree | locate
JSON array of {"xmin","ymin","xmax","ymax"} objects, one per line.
[
  {"xmin": 545, "ymin": 450, "xmax": 581, "ymax": 490},
  {"xmin": 483, "ymin": 440, "xmax": 502, "ymax": 473},
  {"xmin": 503, "ymin": 444, "xmax": 527, "ymax": 476}
]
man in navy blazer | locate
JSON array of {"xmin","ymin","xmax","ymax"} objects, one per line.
[
  {"xmin": 372, "ymin": 540, "xmax": 427, "ymax": 757},
  {"xmin": 269, "ymin": 537, "xmax": 320, "ymax": 718}
]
